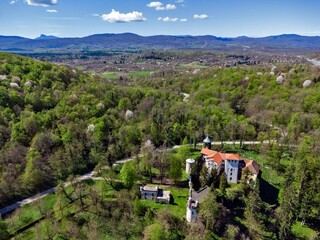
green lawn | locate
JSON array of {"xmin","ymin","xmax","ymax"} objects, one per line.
[
  {"xmin": 5, "ymin": 194, "xmax": 56, "ymax": 235},
  {"xmin": 5, "ymin": 180, "xmax": 115, "ymax": 238},
  {"xmin": 292, "ymin": 221, "xmax": 318, "ymax": 239},
  {"xmin": 140, "ymin": 187, "xmax": 189, "ymax": 219}
]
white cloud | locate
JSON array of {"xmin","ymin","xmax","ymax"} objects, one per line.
[
  {"xmin": 176, "ymin": 0, "xmax": 184, "ymax": 2},
  {"xmin": 158, "ymin": 17, "xmax": 178, "ymax": 22},
  {"xmin": 194, "ymin": 14, "xmax": 208, "ymax": 19},
  {"xmin": 147, "ymin": 1, "xmax": 162, "ymax": 8},
  {"xmin": 46, "ymin": 9, "xmax": 57, "ymax": 13},
  {"xmin": 92, "ymin": 14, "xmax": 100, "ymax": 17},
  {"xmin": 9, "ymin": 0, "xmax": 18, "ymax": 4},
  {"xmin": 147, "ymin": 1, "xmax": 176, "ymax": 10},
  {"xmin": 180, "ymin": 18, "xmax": 187, "ymax": 22},
  {"xmin": 101, "ymin": 9, "xmax": 146, "ymax": 23},
  {"xmin": 25, "ymin": 0, "xmax": 57, "ymax": 7},
  {"xmin": 165, "ymin": 4, "xmax": 176, "ymax": 10}
]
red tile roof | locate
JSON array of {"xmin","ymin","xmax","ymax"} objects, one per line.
[
  {"xmin": 225, "ymin": 153, "xmax": 240, "ymax": 160},
  {"xmin": 243, "ymin": 160, "xmax": 260, "ymax": 175},
  {"xmin": 200, "ymin": 148, "xmax": 216, "ymax": 156},
  {"xmin": 213, "ymin": 152, "xmax": 224, "ymax": 164},
  {"xmin": 201, "ymin": 148, "xmax": 260, "ymax": 175},
  {"xmin": 201, "ymin": 148, "xmax": 240, "ymax": 164}
]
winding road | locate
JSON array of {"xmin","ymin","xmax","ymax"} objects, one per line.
[{"xmin": 0, "ymin": 140, "xmax": 275, "ymax": 216}]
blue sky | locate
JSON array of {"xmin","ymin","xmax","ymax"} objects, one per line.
[{"xmin": 0, "ymin": 0, "xmax": 320, "ymax": 38}]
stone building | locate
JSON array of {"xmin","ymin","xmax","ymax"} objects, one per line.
[
  {"xmin": 140, "ymin": 185, "xmax": 171, "ymax": 204},
  {"xmin": 200, "ymin": 137, "xmax": 260, "ymax": 183}
]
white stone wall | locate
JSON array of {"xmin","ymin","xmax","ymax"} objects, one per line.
[
  {"xmin": 186, "ymin": 198, "xmax": 197, "ymax": 222},
  {"xmin": 186, "ymin": 162, "xmax": 192, "ymax": 174},
  {"xmin": 205, "ymin": 159, "xmax": 216, "ymax": 172},
  {"xmin": 225, "ymin": 160, "xmax": 239, "ymax": 183}
]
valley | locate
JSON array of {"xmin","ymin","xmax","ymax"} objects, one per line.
[{"xmin": 0, "ymin": 45, "xmax": 320, "ymax": 239}]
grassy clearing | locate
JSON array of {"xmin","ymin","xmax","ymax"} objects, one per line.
[
  {"xmin": 5, "ymin": 180, "xmax": 114, "ymax": 238},
  {"xmin": 140, "ymin": 187, "xmax": 189, "ymax": 219},
  {"xmin": 292, "ymin": 221, "xmax": 318, "ymax": 239},
  {"xmin": 180, "ymin": 62, "xmax": 208, "ymax": 69},
  {"xmin": 100, "ymin": 72, "xmax": 120, "ymax": 79},
  {"xmin": 5, "ymin": 194, "xmax": 56, "ymax": 235},
  {"xmin": 76, "ymin": 66, "xmax": 85, "ymax": 71}
]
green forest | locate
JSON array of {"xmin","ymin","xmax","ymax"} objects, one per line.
[{"xmin": 0, "ymin": 52, "xmax": 320, "ymax": 239}]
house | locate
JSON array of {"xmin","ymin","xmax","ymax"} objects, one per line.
[
  {"xmin": 140, "ymin": 185, "xmax": 171, "ymax": 204},
  {"xmin": 243, "ymin": 159, "xmax": 260, "ymax": 182},
  {"xmin": 200, "ymin": 137, "xmax": 260, "ymax": 183}
]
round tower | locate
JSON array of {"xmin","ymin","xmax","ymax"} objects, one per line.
[
  {"xmin": 185, "ymin": 158, "xmax": 195, "ymax": 174},
  {"xmin": 203, "ymin": 136, "xmax": 212, "ymax": 149}
]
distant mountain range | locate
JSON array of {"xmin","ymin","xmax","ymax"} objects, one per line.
[
  {"xmin": 35, "ymin": 34, "xmax": 60, "ymax": 40},
  {"xmin": 0, "ymin": 33, "xmax": 320, "ymax": 52}
]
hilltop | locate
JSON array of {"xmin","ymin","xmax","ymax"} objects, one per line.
[{"xmin": 0, "ymin": 33, "xmax": 320, "ymax": 52}]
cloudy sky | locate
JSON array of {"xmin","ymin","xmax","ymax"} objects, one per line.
[{"xmin": 0, "ymin": 0, "xmax": 320, "ymax": 38}]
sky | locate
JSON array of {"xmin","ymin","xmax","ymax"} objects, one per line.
[{"xmin": 0, "ymin": 0, "xmax": 320, "ymax": 38}]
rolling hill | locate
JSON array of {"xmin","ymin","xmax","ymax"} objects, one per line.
[{"xmin": 0, "ymin": 33, "xmax": 319, "ymax": 52}]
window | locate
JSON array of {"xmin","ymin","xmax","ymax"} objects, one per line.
[
  {"xmin": 230, "ymin": 172, "xmax": 232, "ymax": 176},
  {"xmin": 230, "ymin": 177, "xmax": 232, "ymax": 181}
]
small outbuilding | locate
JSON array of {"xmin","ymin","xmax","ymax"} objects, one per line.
[{"xmin": 140, "ymin": 185, "xmax": 170, "ymax": 204}]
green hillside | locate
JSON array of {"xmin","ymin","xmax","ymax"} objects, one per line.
[{"xmin": 0, "ymin": 52, "xmax": 319, "ymax": 239}]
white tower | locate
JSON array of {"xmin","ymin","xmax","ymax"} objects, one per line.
[
  {"xmin": 186, "ymin": 178, "xmax": 198, "ymax": 222},
  {"xmin": 225, "ymin": 159, "xmax": 239, "ymax": 183},
  {"xmin": 185, "ymin": 158, "xmax": 195, "ymax": 174}
]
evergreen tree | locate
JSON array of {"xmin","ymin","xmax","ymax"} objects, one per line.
[
  {"xmin": 219, "ymin": 172, "xmax": 228, "ymax": 196},
  {"xmin": 120, "ymin": 161, "xmax": 137, "ymax": 189},
  {"xmin": 169, "ymin": 155, "xmax": 182, "ymax": 183},
  {"xmin": 199, "ymin": 165, "xmax": 209, "ymax": 188},
  {"xmin": 244, "ymin": 189, "xmax": 264, "ymax": 239}
]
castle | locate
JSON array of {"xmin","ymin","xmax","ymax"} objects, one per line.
[
  {"xmin": 186, "ymin": 136, "xmax": 260, "ymax": 222},
  {"xmin": 201, "ymin": 136, "xmax": 260, "ymax": 183}
]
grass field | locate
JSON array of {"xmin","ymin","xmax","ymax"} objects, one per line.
[
  {"xmin": 140, "ymin": 187, "xmax": 189, "ymax": 219},
  {"xmin": 292, "ymin": 221, "xmax": 318, "ymax": 239},
  {"xmin": 100, "ymin": 72, "xmax": 120, "ymax": 79},
  {"xmin": 129, "ymin": 70, "xmax": 153, "ymax": 77},
  {"xmin": 180, "ymin": 62, "xmax": 208, "ymax": 69},
  {"xmin": 5, "ymin": 180, "xmax": 116, "ymax": 239},
  {"xmin": 5, "ymin": 194, "xmax": 56, "ymax": 236}
]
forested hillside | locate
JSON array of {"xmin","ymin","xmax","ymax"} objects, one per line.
[{"xmin": 0, "ymin": 53, "xmax": 320, "ymax": 239}]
